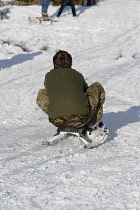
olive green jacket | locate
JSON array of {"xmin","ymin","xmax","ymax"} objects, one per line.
[{"xmin": 44, "ymin": 68, "xmax": 90, "ymax": 119}]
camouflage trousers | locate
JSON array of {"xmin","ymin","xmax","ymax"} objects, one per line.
[{"xmin": 36, "ymin": 82, "xmax": 105, "ymax": 128}]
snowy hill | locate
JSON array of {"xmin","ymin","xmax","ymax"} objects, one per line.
[{"xmin": 0, "ymin": 0, "xmax": 140, "ymax": 209}]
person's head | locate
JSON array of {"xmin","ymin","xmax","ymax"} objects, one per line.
[{"xmin": 53, "ymin": 50, "xmax": 72, "ymax": 69}]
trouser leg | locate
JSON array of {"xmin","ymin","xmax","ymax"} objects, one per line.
[
  {"xmin": 41, "ymin": 0, "xmax": 50, "ymax": 14},
  {"xmin": 69, "ymin": 0, "xmax": 76, "ymax": 16},
  {"xmin": 57, "ymin": 0, "xmax": 67, "ymax": 16},
  {"xmin": 86, "ymin": 82, "xmax": 105, "ymax": 124},
  {"xmin": 36, "ymin": 89, "xmax": 49, "ymax": 114}
]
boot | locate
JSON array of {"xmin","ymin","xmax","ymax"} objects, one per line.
[
  {"xmin": 57, "ymin": 13, "xmax": 61, "ymax": 17},
  {"xmin": 42, "ymin": 13, "xmax": 48, "ymax": 18}
]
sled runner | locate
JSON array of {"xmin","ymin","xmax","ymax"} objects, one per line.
[
  {"xmin": 28, "ymin": 16, "xmax": 54, "ymax": 25},
  {"xmin": 42, "ymin": 122, "xmax": 109, "ymax": 149}
]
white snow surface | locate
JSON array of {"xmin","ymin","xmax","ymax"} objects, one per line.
[{"xmin": 0, "ymin": 0, "xmax": 140, "ymax": 209}]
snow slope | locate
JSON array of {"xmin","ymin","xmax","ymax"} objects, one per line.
[{"xmin": 0, "ymin": 0, "xmax": 140, "ymax": 209}]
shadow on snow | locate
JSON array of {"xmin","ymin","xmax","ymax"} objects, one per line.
[
  {"xmin": 0, "ymin": 51, "xmax": 42, "ymax": 69},
  {"xmin": 103, "ymin": 106, "xmax": 140, "ymax": 140}
]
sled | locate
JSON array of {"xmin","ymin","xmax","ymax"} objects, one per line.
[
  {"xmin": 42, "ymin": 123, "xmax": 109, "ymax": 149},
  {"xmin": 28, "ymin": 16, "xmax": 55, "ymax": 25}
]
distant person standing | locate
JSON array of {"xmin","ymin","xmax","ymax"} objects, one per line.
[
  {"xmin": 57, "ymin": 0, "xmax": 77, "ymax": 17},
  {"xmin": 41, "ymin": 0, "xmax": 50, "ymax": 17}
]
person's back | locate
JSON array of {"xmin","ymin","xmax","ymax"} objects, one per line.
[{"xmin": 44, "ymin": 67, "xmax": 89, "ymax": 119}]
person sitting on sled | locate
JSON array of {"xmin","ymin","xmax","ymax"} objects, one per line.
[{"xmin": 36, "ymin": 50, "xmax": 105, "ymax": 134}]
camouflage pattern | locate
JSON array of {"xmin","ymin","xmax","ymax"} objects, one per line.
[
  {"xmin": 86, "ymin": 82, "xmax": 105, "ymax": 125},
  {"xmin": 36, "ymin": 89, "xmax": 49, "ymax": 114},
  {"xmin": 36, "ymin": 82, "xmax": 105, "ymax": 127},
  {"xmin": 49, "ymin": 113, "xmax": 90, "ymax": 128}
]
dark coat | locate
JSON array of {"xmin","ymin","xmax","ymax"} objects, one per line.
[{"xmin": 44, "ymin": 68, "xmax": 90, "ymax": 119}]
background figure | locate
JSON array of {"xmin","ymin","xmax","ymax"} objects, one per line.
[
  {"xmin": 57, "ymin": 0, "xmax": 76, "ymax": 17},
  {"xmin": 41, "ymin": 0, "xmax": 50, "ymax": 17}
]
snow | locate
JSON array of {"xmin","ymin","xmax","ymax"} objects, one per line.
[{"xmin": 0, "ymin": 0, "xmax": 140, "ymax": 209}]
